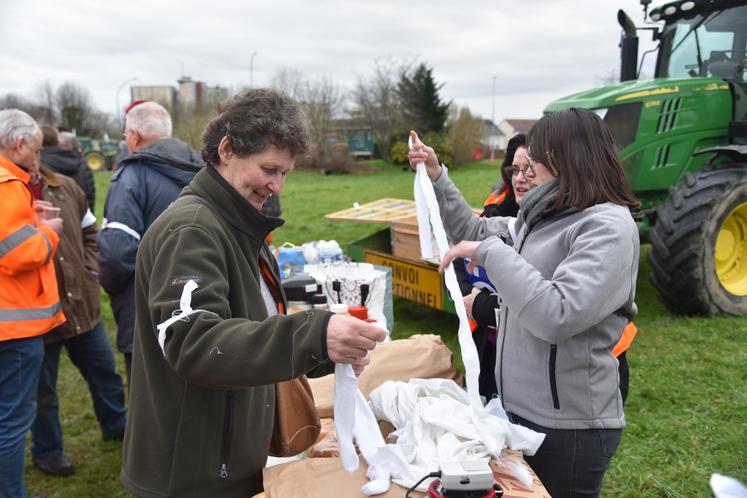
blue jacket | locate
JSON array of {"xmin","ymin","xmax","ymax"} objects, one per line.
[{"xmin": 98, "ymin": 138, "xmax": 203, "ymax": 353}]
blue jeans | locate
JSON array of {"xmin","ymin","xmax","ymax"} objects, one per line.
[
  {"xmin": 31, "ymin": 322, "xmax": 126, "ymax": 460},
  {"xmin": 0, "ymin": 335, "xmax": 44, "ymax": 498},
  {"xmin": 510, "ymin": 413, "xmax": 622, "ymax": 498}
]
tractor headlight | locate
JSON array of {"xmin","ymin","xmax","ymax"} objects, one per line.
[{"xmin": 594, "ymin": 108, "xmax": 609, "ymax": 120}]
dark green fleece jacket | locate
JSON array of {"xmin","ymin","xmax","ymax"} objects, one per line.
[{"xmin": 122, "ymin": 167, "xmax": 333, "ymax": 497}]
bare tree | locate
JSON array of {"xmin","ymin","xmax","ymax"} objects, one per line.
[
  {"xmin": 270, "ymin": 69, "xmax": 347, "ymax": 168},
  {"xmin": 350, "ymin": 58, "xmax": 411, "ymax": 161},
  {"xmin": 270, "ymin": 68, "xmax": 304, "ymax": 100},
  {"xmin": 300, "ymin": 76, "xmax": 345, "ymax": 157},
  {"xmin": 595, "ymin": 68, "xmax": 620, "ymax": 85},
  {"xmin": 34, "ymin": 81, "xmax": 57, "ymax": 125},
  {"xmin": 56, "ymin": 82, "xmax": 95, "ymax": 134}
]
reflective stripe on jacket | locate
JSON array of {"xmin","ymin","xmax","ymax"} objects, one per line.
[{"xmin": 0, "ymin": 154, "xmax": 66, "ymax": 341}]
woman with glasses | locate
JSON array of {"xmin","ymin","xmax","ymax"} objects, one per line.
[
  {"xmin": 456, "ymin": 134, "xmax": 524, "ymax": 399},
  {"xmin": 408, "ymin": 107, "xmax": 639, "ymax": 498}
]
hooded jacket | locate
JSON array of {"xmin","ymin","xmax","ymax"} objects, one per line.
[
  {"xmin": 122, "ymin": 166, "xmax": 332, "ymax": 498},
  {"xmin": 97, "ymin": 138, "xmax": 203, "ymax": 353},
  {"xmin": 433, "ymin": 168, "xmax": 639, "ymax": 430},
  {"xmin": 41, "ymin": 146, "xmax": 95, "ymax": 210}
]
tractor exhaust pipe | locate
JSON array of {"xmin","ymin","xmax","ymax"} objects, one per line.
[{"xmin": 618, "ymin": 9, "xmax": 639, "ymax": 82}]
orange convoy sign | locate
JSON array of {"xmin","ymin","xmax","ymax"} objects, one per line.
[{"xmin": 363, "ymin": 250, "xmax": 444, "ymax": 310}]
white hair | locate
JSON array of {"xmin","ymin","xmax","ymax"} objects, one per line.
[
  {"xmin": 58, "ymin": 131, "xmax": 79, "ymax": 150},
  {"xmin": 0, "ymin": 109, "xmax": 40, "ymax": 149},
  {"xmin": 125, "ymin": 102, "xmax": 173, "ymax": 140}
]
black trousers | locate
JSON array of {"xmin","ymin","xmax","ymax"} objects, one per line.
[{"xmin": 510, "ymin": 414, "xmax": 622, "ymax": 498}]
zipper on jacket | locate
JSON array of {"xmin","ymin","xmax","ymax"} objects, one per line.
[
  {"xmin": 549, "ymin": 344, "xmax": 560, "ymax": 410},
  {"xmin": 219, "ymin": 391, "xmax": 235, "ymax": 479}
]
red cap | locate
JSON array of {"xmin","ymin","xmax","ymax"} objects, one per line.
[
  {"xmin": 348, "ymin": 306, "xmax": 368, "ymax": 321},
  {"xmin": 124, "ymin": 99, "xmax": 148, "ymax": 115}
]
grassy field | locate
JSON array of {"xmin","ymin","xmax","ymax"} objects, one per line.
[{"xmin": 24, "ymin": 161, "xmax": 747, "ymax": 497}]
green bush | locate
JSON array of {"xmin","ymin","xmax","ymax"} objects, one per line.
[
  {"xmin": 389, "ymin": 140, "xmax": 410, "ymax": 165},
  {"xmin": 390, "ymin": 132, "xmax": 454, "ymax": 167}
]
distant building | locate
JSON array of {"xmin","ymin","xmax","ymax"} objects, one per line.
[
  {"xmin": 497, "ymin": 119, "xmax": 538, "ymax": 149},
  {"xmin": 130, "ymin": 86, "xmax": 177, "ymax": 109},
  {"xmin": 177, "ymin": 76, "xmax": 230, "ymax": 110},
  {"xmin": 481, "ymin": 119, "xmax": 504, "ymax": 159},
  {"xmin": 129, "ymin": 76, "xmax": 229, "ymax": 113}
]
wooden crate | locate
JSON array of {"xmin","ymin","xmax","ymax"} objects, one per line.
[{"xmin": 391, "ymin": 214, "xmax": 438, "ymax": 262}]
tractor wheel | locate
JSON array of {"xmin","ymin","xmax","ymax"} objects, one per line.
[
  {"xmin": 85, "ymin": 151, "xmax": 106, "ymax": 171},
  {"xmin": 649, "ymin": 167, "xmax": 747, "ymax": 315}
]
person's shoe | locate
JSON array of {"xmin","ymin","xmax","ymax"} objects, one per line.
[{"xmin": 33, "ymin": 454, "xmax": 75, "ymax": 477}]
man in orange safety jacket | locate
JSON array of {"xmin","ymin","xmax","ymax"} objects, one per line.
[{"xmin": 0, "ymin": 109, "xmax": 65, "ymax": 498}]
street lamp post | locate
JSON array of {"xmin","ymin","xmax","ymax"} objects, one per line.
[
  {"xmin": 491, "ymin": 75, "xmax": 497, "ymax": 160},
  {"xmin": 250, "ymin": 52, "xmax": 258, "ymax": 88},
  {"xmin": 116, "ymin": 77, "xmax": 138, "ymax": 125}
]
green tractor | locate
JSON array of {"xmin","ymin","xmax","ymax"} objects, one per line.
[
  {"xmin": 78, "ymin": 136, "xmax": 122, "ymax": 171},
  {"xmin": 546, "ymin": 0, "xmax": 747, "ymax": 315}
]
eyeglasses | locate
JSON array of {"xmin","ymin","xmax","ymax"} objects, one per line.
[{"xmin": 504, "ymin": 163, "xmax": 535, "ymax": 178}]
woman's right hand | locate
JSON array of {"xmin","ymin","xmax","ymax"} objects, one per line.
[
  {"xmin": 326, "ymin": 314, "xmax": 386, "ymax": 371},
  {"xmin": 408, "ymin": 130, "xmax": 442, "ymax": 181}
]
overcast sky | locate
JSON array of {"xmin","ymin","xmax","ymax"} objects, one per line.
[{"xmin": 0, "ymin": 0, "xmax": 660, "ymax": 124}]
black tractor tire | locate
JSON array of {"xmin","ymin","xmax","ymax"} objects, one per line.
[{"xmin": 649, "ymin": 166, "xmax": 747, "ymax": 315}]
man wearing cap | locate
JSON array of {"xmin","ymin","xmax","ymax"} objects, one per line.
[
  {"xmin": 0, "ymin": 109, "xmax": 65, "ymax": 497},
  {"xmin": 98, "ymin": 101, "xmax": 203, "ymax": 385}
]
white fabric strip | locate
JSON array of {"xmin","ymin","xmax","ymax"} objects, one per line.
[
  {"xmin": 155, "ymin": 280, "xmax": 218, "ymax": 355},
  {"xmin": 101, "ymin": 219, "xmax": 141, "ymax": 241},
  {"xmin": 81, "ymin": 209, "xmax": 97, "ymax": 229},
  {"xmin": 410, "ymin": 141, "xmax": 481, "ymax": 408}
]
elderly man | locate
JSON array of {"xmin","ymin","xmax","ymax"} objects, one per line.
[
  {"xmin": 0, "ymin": 109, "xmax": 65, "ymax": 497},
  {"xmin": 97, "ymin": 101, "xmax": 203, "ymax": 385}
]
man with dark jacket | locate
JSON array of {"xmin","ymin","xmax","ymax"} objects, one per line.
[
  {"xmin": 29, "ymin": 165, "xmax": 126, "ymax": 477},
  {"xmin": 97, "ymin": 101, "xmax": 203, "ymax": 385},
  {"xmin": 39, "ymin": 125, "xmax": 95, "ymax": 210}
]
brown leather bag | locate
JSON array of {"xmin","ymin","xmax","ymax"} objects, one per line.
[{"xmin": 268, "ymin": 375, "xmax": 321, "ymax": 457}]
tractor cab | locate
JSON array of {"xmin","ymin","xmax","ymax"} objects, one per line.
[{"xmin": 653, "ymin": 1, "xmax": 747, "ymax": 138}]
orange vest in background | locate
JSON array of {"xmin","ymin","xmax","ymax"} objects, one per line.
[
  {"xmin": 483, "ymin": 190, "xmax": 507, "ymax": 211},
  {"xmin": 0, "ymin": 155, "xmax": 65, "ymax": 341},
  {"xmin": 613, "ymin": 322, "xmax": 638, "ymax": 358}
]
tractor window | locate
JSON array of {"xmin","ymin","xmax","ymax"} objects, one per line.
[{"xmin": 658, "ymin": 5, "xmax": 747, "ymax": 81}]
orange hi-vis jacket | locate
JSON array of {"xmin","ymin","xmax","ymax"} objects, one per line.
[{"xmin": 0, "ymin": 154, "xmax": 65, "ymax": 341}]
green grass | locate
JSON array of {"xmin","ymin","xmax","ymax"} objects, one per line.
[{"xmin": 25, "ymin": 161, "xmax": 747, "ymax": 497}]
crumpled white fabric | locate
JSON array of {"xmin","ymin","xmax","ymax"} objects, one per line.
[
  {"xmin": 369, "ymin": 378, "xmax": 544, "ymax": 491},
  {"xmin": 711, "ymin": 473, "xmax": 747, "ymax": 498}
]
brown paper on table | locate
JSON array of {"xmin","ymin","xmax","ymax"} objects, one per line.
[
  {"xmin": 262, "ymin": 451, "xmax": 550, "ymax": 498},
  {"xmin": 308, "ymin": 334, "xmax": 462, "ymax": 419}
]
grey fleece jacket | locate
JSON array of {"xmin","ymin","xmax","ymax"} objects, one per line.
[{"xmin": 433, "ymin": 168, "xmax": 639, "ymax": 429}]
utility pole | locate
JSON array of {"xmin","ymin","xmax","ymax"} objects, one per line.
[{"xmin": 491, "ymin": 75, "xmax": 497, "ymax": 160}]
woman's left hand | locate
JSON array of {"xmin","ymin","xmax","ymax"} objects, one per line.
[
  {"xmin": 439, "ymin": 241, "xmax": 481, "ymax": 273},
  {"xmin": 463, "ymin": 287, "xmax": 480, "ymax": 322}
]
